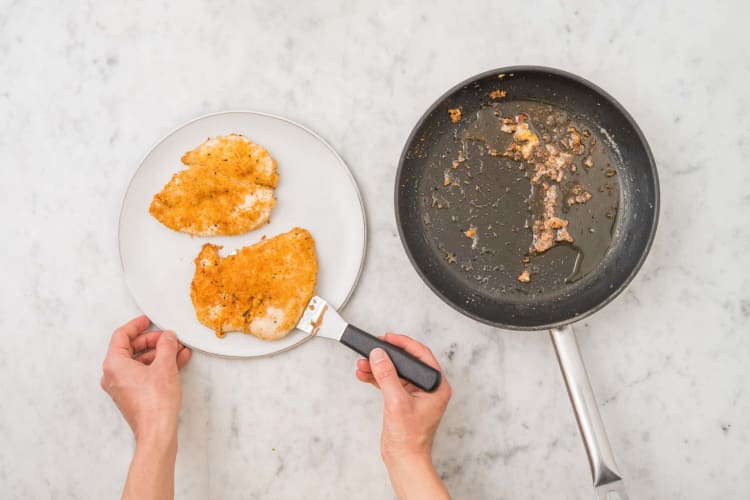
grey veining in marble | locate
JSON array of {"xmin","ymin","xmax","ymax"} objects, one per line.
[{"xmin": 1, "ymin": 0, "xmax": 749, "ymax": 498}]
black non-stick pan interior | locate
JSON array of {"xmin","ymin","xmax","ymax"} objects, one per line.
[{"xmin": 395, "ymin": 67, "xmax": 658, "ymax": 330}]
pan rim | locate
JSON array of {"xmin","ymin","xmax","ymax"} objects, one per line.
[{"xmin": 393, "ymin": 65, "xmax": 660, "ymax": 331}]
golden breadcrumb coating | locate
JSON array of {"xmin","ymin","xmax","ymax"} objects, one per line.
[
  {"xmin": 190, "ymin": 228, "xmax": 318, "ymax": 340},
  {"xmin": 149, "ymin": 134, "xmax": 278, "ymax": 235},
  {"xmin": 181, "ymin": 134, "xmax": 279, "ymax": 188},
  {"xmin": 149, "ymin": 164, "xmax": 275, "ymax": 236}
]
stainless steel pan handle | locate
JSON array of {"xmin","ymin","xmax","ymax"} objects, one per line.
[{"xmin": 550, "ymin": 325, "xmax": 629, "ymax": 499}]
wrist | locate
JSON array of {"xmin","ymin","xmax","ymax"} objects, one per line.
[
  {"xmin": 382, "ymin": 449, "xmax": 434, "ymax": 471},
  {"xmin": 134, "ymin": 418, "xmax": 178, "ymax": 452},
  {"xmin": 125, "ymin": 420, "xmax": 178, "ymax": 500},
  {"xmin": 382, "ymin": 451, "xmax": 448, "ymax": 500}
]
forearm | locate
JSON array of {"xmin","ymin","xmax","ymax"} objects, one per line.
[
  {"xmin": 384, "ymin": 454, "xmax": 450, "ymax": 500},
  {"xmin": 122, "ymin": 430, "xmax": 178, "ymax": 500}
]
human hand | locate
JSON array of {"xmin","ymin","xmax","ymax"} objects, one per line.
[
  {"xmin": 100, "ymin": 315, "xmax": 191, "ymax": 444},
  {"xmin": 355, "ymin": 333, "xmax": 452, "ymax": 463}
]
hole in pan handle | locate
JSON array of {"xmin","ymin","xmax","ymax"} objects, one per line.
[
  {"xmin": 340, "ymin": 325, "xmax": 442, "ymax": 392},
  {"xmin": 551, "ymin": 325, "xmax": 629, "ymax": 498}
]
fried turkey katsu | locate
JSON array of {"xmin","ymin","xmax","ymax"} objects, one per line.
[
  {"xmin": 149, "ymin": 134, "xmax": 278, "ymax": 236},
  {"xmin": 190, "ymin": 228, "xmax": 318, "ymax": 340},
  {"xmin": 181, "ymin": 134, "xmax": 279, "ymax": 187}
]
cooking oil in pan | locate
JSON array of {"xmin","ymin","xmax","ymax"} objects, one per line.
[{"xmin": 418, "ymin": 100, "xmax": 621, "ymax": 296}]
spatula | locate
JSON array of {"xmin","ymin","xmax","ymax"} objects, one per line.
[{"xmin": 297, "ymin": 296, "xmax": 441, "ymax": 392}]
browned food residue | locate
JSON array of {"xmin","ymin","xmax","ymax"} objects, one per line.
[
  {"xmin": 448, "ymin": 107, "xmax": 462, "ymax": 123},
  {"xmin": 464, "ymin": 225, "xmax": 479, "ymax": 249},
  {"xmin": 517, "ymin": 268, "xmax": 531, "ymax": 282},
  {"xmin": 432, "ymin": 102, "xmax": 619, "ymax": 288},
  {"xmin": 517, "ymin": 256, "xmax": 531, "ymax": 282},
  {"xmin": 529, "ymin": 183, "xmax": 574, "ymax": 255},
  {"xmin": 566, "ymin": 184, "xmax": 593, "ymax": 206},
  {"xmin": 499, "ymin": 114, "xmax": 594, "ymax": 282},
  {"xmin": 489, "ymin": 89, "xmax": 507, "ymax": 99}
]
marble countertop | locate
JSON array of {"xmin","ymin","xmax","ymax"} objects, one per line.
[{"xmin": 2, "ymin": 1, "xmax": 748, "ymax": 498}]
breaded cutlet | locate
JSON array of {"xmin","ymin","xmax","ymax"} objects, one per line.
[
  {"xmin": 190, "ymin": 227, "xmax": 318, "ymax": 340},
  {"xmin": 149, "ymin": 134, "xmax": 278, "ymax": 236}
]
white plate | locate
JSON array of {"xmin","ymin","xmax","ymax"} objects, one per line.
[{"xmin": 119, "ymin": 111, "xmax": 366, "ymax": 358}]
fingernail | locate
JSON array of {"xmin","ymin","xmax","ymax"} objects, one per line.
[
  {"xmin": 370, "ymin": 348, "xmax": 386, "ymax": 363},
  {"xmin": 164, "ymin": 330, "xmax": 177, "ymax": 341}
]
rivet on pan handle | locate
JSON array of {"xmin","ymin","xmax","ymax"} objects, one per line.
[{"xmin": 550, "ymin": 325, "xmax": 629, "ymax": 499}]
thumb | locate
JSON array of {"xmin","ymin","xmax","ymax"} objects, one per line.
[
  {"xmin": 154, "ymin": 330, "xmax": 179, "ymax": 368},
  {"xmin": 369, "ymin": 348, "xmax": 407, "ymax": 406}
]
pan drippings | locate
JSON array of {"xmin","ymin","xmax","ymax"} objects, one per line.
[{"xmin": 418, "ymin": 100, "xmax": 620, "ymax": 296}]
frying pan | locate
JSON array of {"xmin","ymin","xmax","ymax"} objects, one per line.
[{"xmin": 395, "ymin": 67, "xmax": 659, "ymax": 499}]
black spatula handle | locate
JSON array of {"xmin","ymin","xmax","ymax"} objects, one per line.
[{"xmin": 340, "ymin": 325, "xmax": 441, "ymax": 392}]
